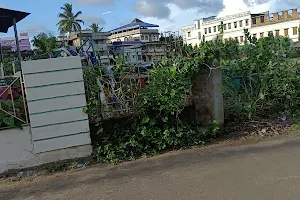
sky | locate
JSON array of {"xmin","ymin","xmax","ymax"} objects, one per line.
[{"xmin": 0, "ymin": 0, "xmax": 300, "ymax": 39}]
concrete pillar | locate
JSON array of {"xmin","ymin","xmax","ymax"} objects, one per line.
[
  {"xmin": 292, "ymin": 9, "xmax": 299, "ymax": 19},
  {"xmin": 264, "ymin": 13, "xmax": 270, "ymax": 23},
  {"xmin": 282, "ymin": 11, "xmax": 288, "ymax": 20},
  {"xmin": 256, "ymin": 16, "xmax": 261, "ymax": 25},
  {"xmin": 211, "ymin": 68, "xmax": 224, "ymax": 124},
  {"xmin": 273, "ymin": 13, "xmax": 279, "ymax": 22},
  {"xmin": 192, "ymin": 67, "xmax": 224, "ymax": 125}
]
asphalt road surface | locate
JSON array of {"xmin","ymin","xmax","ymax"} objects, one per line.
[{"xmin": 1, "ymin": 134, "xmax": 300, "ymax": 200}]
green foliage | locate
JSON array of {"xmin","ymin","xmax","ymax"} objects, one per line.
[
  {"xmin": 223, "ymin": 35, "xmax": 300, "ymax": 120},
  {"xmin": 89, "ymin": 23, "xmax": 104, "ymax": 33},
  {"xmin": 287, "ymin": 47, "xmax": 300, "ymax": 58},
  {"xmin": 92, "ymin": 119, "xmax": 217, "ymax": 164},
  {"xmin": 82, "ymin": 67, "xmax": 102, "ymax": 119},
  {"xmin": 1, "ymin": 57, "xmax": 20, "ymax": 76},
  {"xmin": 0, "ymin": 100, "xmax": 23, "ymax": 129},
  {"xmin": 57, "ymin": 3, "xmax": 84, "ymax": 34},
  {"xmin": 90, "ymin": 44, "xmax": 223, "ymax": 163},
  {"xmin": 31, "ymin": 33, "xmax": 58, "ymax": 58}
]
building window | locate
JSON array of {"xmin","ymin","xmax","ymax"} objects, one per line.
[
  {"xmin": 188, "ymin": 32, "xmax": 191, "ymax": 37},
  {"xmin": 205, "ymin": 28, "xmax": 207, "ymax": 34},
  {"xmin": 252, "ymin": 18, "xmax": 256, "ymax": 25},
  {"xmin": 293, "ymin": 27, "xmax": 298, "ymax": 35},
  {"xmin": 268, "ymin": 31, "xmax": 273, "ymax": 36},
  {"xmin": 275, "ymin": 30, "xmax": 280, "ymax": 37},
  {"xmin": 218, "ymin": 25, "xmax": 220, "ymax": 31},
  {"xmin": 239, "ymin": 20, "xmax": 243, "ymax": 27},
  {"xmin": 240, "ymin": 36, "xmax": 244, "ymax": 43},
  {"xmin": 235, "ymin": 37, "xmax": 238, "ymax": 42},
  {"xmin": 208, "ymin": 27, "xmax": 211, "ymax": 33},
  {"xmin": 284, "ymin": 28, "xmax": 289, "ymax": 36},
  {"xmin": 234, "ymin": 22, "xmax": 237, "ymax": 28},
  {"xmin": 145, "ymin": 35, "xmax": 148, "ymax": 40},
  {"xmin": 141, "ymin": 35, "xmax": 144, "ymax": 40},
  {"xmin": 214, "ymin": 26, "xmax": 217, "ymax": 32},
  {"xmin": 260, "ymin": 16, "xmax": 265, "ymax": 23},
  {"xmin": 260, "ymin": 32, "xmax": 264, "ymax": 38},
  {"xmin": 245, "ymin": 19, "xmax": 249, "ymax": 26},
  {"xmin": 224, "ymin": 24, "xmax": 227, "ymax": 30},
  {"xmin": 253, "ymin": 34, "xmax": 257, "ymax": 38},
  {"xmin": 228, "ymin": 23, "xmax": 231, "ymax": 29}
]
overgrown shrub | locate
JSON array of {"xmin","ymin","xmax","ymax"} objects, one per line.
[
  {"xmin": 92, "ymin": 118, "xmax": 218, "ymax": 164},
  {"xmin": 223, "ymin": 35, "xmax": 300, "ymax": 120},
  {"xmin": 87, "ymin": 44, "xmax": 222, "ymax": 163}
]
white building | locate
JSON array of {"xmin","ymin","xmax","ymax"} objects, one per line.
[
  {"xmin": 181, "ymin": 8, "xmax": 300, "ymax": 46},
  {"xmin": 250, "ymin": 9, "xmax": 300, "ymax": 42},
  {"xmin": 108, "ymin": 18, "xmax": 160, "ymax": 43}
]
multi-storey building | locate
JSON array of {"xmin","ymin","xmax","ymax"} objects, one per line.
[
  {"xmin": 0, "ymin": 32, "xmax": 32, "ymax": 60},
  {"xmin": 181, "ymin": 8, "xmax": 300, "ymax": 46},
  {"xmin": 68, "ymin": 30, "xmax": 113, "ymax": 65},
  {"xmin": 64, "ymin": 18, "xmax": 168, "ymax": 63},
  {"xmin": 108, "ymin": 18, "xmax": 160, "ymax": 43},
  {"xmin": 109, "ymin": 18, "xmax": 167, "ymax": 63},
  {"xmin": 250, "ymin": 8, "xmax": 300, "ymax": 42},
  {"xmin": 142, "ymin": 42, "xmax": 169, "ymax": 62}
]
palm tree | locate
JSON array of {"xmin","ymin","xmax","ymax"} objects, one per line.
[
  {"xmin": 89, "ymin": 23, "xmax": 104, "ymax": 33},
  {"xmin": 57, "ymin": 3, "xmax": 84, "ymax": 35}
]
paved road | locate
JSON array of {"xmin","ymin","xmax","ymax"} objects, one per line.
[{"xmin": 2, "ymin": 134, "xmax": 300, "ymax": 200}]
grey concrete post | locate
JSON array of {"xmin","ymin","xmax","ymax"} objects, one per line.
[
  {"xmin": 192, "ymin": 67, "xmax": 224, "ymax": 125},
  {"xmin": 211, "ymin": 68, "xmax": 224, "ymax": 124}
]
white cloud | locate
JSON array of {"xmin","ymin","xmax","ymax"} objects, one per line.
[
  {"xmin": 140, "ymin": 4, "xmax": 199, "ymax": 32},
  {"xmin": 133, "ymin": 0, "xmax": 224, "ymax": 19},
  {"xmin": 219, "ymin": 0, "xmax": 271, "ymax": 16},
  {"xmin": 139, "ymin": 0, "xmax": 300, "ymax": 32},
  {"xmin": 102, "ymin": 11, "xmax": 113, "ymax": 15},
  {"xmin": 81, "ymin": 15, "xmax": 106, "ymax": 26},
  {"xmin": 72, "ymin": 0, "xmax": 118, "ymax": 6}
]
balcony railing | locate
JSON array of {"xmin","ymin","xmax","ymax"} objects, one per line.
[{"xmin": 109, "ymin": 29, "xmax": 159, "ymax": 39}]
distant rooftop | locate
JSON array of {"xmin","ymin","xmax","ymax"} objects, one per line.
[
  {"xmin": 110, "ymin": 18, "xmax": 159, "ymax": 33},
  {"xmin": 203, "ymin": 16, "xmax": 216, "ymax": 22}
]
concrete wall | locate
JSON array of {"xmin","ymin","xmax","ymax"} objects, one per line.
[
  {"xmin": 0, "ymin": 57, "xmax": 92, "ymax": 173},
  {"xmin": 192, "ymin": 67, "xmax": 224, "ymax": 125},
  {"xmin": 0, "ymin": 127, "xmax": 91, "ymax": 173}
]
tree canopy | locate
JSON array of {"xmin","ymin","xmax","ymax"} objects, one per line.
[
  {"xmin": 57, "ymin": 3, "xmax": 84, "ymax": 35},
  {"xmin": 31, "ymin": 33, "xmax": 58, "ymax": 57},
  {"xmin": 89, "ymin": 23, "xmax": 104, "ymax": 33}
]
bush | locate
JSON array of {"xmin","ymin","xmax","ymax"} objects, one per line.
[
  {"xmin": 92, "ymin": 118, "xmax": 218, "ymax": 164},
  {"xmin": 223, "ymin": 35, "xmax": 300, "ymax": 120},
  {"xmin": 88, "ymin": 44, "xmax": 222, "ymax": 164}
]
